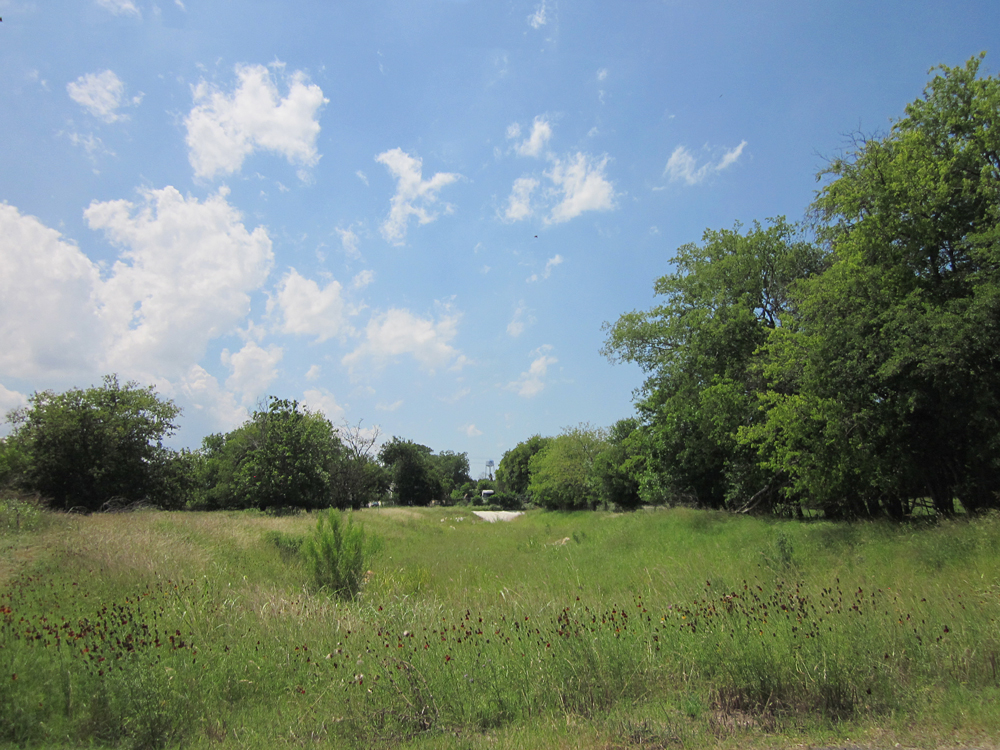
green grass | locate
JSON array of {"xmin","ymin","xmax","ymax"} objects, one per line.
[{"xmin": 1, "ymin": 504, "xmax": 999, "ymax": 749}]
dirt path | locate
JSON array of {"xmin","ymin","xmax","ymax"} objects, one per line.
[{"xmin": 472, "ymin": 510, "xmax": 524, "ymax": 522}]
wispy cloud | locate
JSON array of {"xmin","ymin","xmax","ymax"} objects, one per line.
[
  {"xmin": 506, "ymin": 345, "xmax": 557, "ymax": 397},
  {"xmin": 352, "ymin": 269, "xmax": 374, "ymax": 289},
  {"xmin": 336, "ymin": 226, "xmax": 360, "ymax": 257},
  {"xmin": 509, "ymin": 116, "xmax": 553, "ymax": 158},
  {"xmin": 375, "ymin": 148, "xmax": 461, "ymax": 245},
  {"xmin": 506, "ymin": 300, "xmax": 534, "ymax": 337},
  {"xmin": 527, "ymin": 1, "xmax": 547, "ymax": 29},
  {"xmin": 95, "ymin": 0, "xmax": 140, "ymax": 17},
  {"xmin": 504, "ymin": 176, "xmax": 538, "ymax": 222},
  {"xmin": 664, "ymin": 140, "xmax": 747, "ymax": 185},
  {"xmin": 527, "ymin": 255, "xmax": 563, "ymax": 283},
  {"xmin": 67, "ymin": 70, "xmax": 137, "ymax": 123}
]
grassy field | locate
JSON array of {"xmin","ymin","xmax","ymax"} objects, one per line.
[{"xmin": 1, "ymin": 498, "xmax": 999, "ymax": 749}]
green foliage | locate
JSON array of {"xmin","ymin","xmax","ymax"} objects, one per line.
[
  {"xmin": 603, "ymin": 219, "xmax": 825, "ymax": 511},
  {"xmin": 488, "ymin": 491, "xmax": 523, "ymax": 510},
  {"xmin": 591, "ymin": 418, "xmax": 644, "ymax": 510},
  {"xmin": 0, "ymin": 494, "xmax": 46, "ymax": 535},
  {"xmin": 196, "ymin": 397, "xmax": 351, "ymax": 511},
  {"xmin": 378, "ymin": 437, "xmax": 439, "ymax": 505},
  {"xmin": 496, "ymin": 434, "xmax": 551, "ymax": 498},
  {"xmin": 263, "ymin": 529, "xmax": 305, "ymax": 560},
  {"xmin": 528, "ymin": 424, "xmax": 610, "ymax": 510},
  {"xmin": 0, "ymin": 436, "xmax": 28, "ymax": 490},
  {"xmin": 377, "ymin": 437, "xmax": 469, "ymax": 506},
  {"xmin": 429, "ymin": 450, "xmax": 473, "ymax": 498},
  {"xmin": 3, "ymin": 375, "xmax": 182, "ymax": 511},
  {"xmin": 746, "ymin": 55, "xmax": 1000, "ymax": 517},
  {"xmin": 607, "ymin": 56, "xmax": 1000, "ymax": 519},
  {"xmin": 300, "ymin": 509, "xmax": 380, "ymax": 597},
  {"xmin": 234, "ymin": 398, "xmax": 344, "ymax": 511}
]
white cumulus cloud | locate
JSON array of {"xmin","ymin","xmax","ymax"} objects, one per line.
[
  {"xmin": 343, "ymin": 306, "xmax": 466, "ymax": 374},
  {"xmin": 546, "ymin": 152, "xmax": 615, "ymax": 223},
  {"xmin": 510, "ymin": 116, "xmax": 552, "ymax": 158},
  {"xmin": 504, "ymin": 176, "xmax": 538, "ymax": 222},
  {"xmin": 85, "ymin": 185, "xmax": 274, "ymax": 377},
  {"xmin": 664, "ymin": 140, "xmax": 747, "ymax": 185},
  {"xmin": 506, "ymin": 346, "xmax": 557, "ymax": 398},
  {"xmin": 0, "ymin": 382, "xmax": 28, "ymax": 423},
  {"xmin": 185, "ymin": 63, "xmax": 327, "ymax": 180},
  {"xmin": 375, "ymin": 148, "xmax": 460, "ymax": 245},
  {"xmin": 177, "ymin": 364, "xmax": 247, "ymax": 432},
  {"xmin": 67, "ymin": 70, "xmax": 131, "ymax": 123},
  {"xmin": 303, "ymin": 388, "xmax": 346, "ymax": 422},
  {"xmin": 504, "ymin": 147, "xmax": 616, "ymax": 225},
  {"xmin": 222, "ymin": 340, "xmax": 283, "ymax": 405},
  {"xmin": 270, "ymin": 268, "xmax": 351, "ymax": 342},
  {"xmin": 0, "ymin": 203, "xmax": 104, "ymax": 379},
  {"xmin": 463, "ymin": 423, "xmax": 483, "ymax": 437},
  {"xmin": 0, "ymin": 194, "xmax": 275, "ymax": 437}
]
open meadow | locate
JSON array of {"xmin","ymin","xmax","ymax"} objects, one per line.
[{"xmin": 2, "ymin": 500, "xmax": 999, "ymax": 750}]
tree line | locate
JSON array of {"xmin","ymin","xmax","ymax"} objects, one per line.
[
  {"xmin": 0, "ymin": 377, "xmax": 491, "ymax": 513},
  {"xmin": 601, "ymin": 55, "xmax": 1000, "ymax": 519}
]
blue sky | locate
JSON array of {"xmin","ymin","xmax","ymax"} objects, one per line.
[{"xmin": 0, "ymin": 0, "xmax": 996, "ymax": 475}]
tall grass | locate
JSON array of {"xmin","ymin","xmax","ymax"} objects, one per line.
[{"xmin": 1, "ymin": 506, "xmax": 998, "ymax": 748}]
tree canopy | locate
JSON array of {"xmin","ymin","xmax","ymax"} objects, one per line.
[
  {"xmin": 2, "ymin": 375, "xmax": 183, "ymax": 511},
  {"xmin": 605, "ymin": 55, "xmax": 1000, "ymax": 518},
  {"xmin": 744, "ymin": 54, "xmax": 1000, "ymax": 518},
  {"xmin": 603, "ymin": 218, "xmax": 826, "ymax": 512}
]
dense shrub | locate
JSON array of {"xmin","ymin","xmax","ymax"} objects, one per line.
[
  {"xmin": 3, "ymin": 375, "xmax": 183, "ymax": 511},
  {"xmin": 301, "ymin": 510, "xmax": 380, "ymax": 598}
]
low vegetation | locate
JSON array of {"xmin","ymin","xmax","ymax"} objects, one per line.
[{"xmin": 2, "ymin": 503, "xmax": 998, "ymax": 749}]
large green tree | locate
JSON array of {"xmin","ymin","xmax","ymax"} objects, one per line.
[
  {"xmin": 198, "ymin": 397, "xmax": 346, "ymax": 510},
  {"xmin": 603, "ymin": 218, "xmax": 826, "ymax": 511},
  {"xmin": 428, "ymin": 450, "xmax": 472, "ymax": 499},
  {"xmin": 378, "ymin": 438, "xmax": 443, "ymax": 506},
  {"xmin": 495, "ymin": 434, "xmax": 552, "ymax": 498},
  {"xmin": 527, "ymin": 424, "xmax": 610, "ymax": 510},
  {"xmin": 747, "ymin": 55, "xmax": 1000, "ymax": 517},
  {"xmin": 4, "ymin": 375, "xmax": 183, "ymax": 511},
  {"xmin": 591, "ymin": 418, "xmax": 644, "ymax": 510}
]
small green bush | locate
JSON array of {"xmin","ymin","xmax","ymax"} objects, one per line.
[
  {"xmin": 301, "ymin": 509, "xmax": 380, "ymax": 598},
  {"xmin": 0, "ymin": 494, "xmax": 46, "ymax": 535}
]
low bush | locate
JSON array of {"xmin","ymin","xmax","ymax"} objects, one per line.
[
  {"xmin": 0, "ymin": 494, "xmax": 46, "ymax": 535},
  {"xmin": 300, "ymin": 509, "xmax": 380, "ymax": 598}
]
